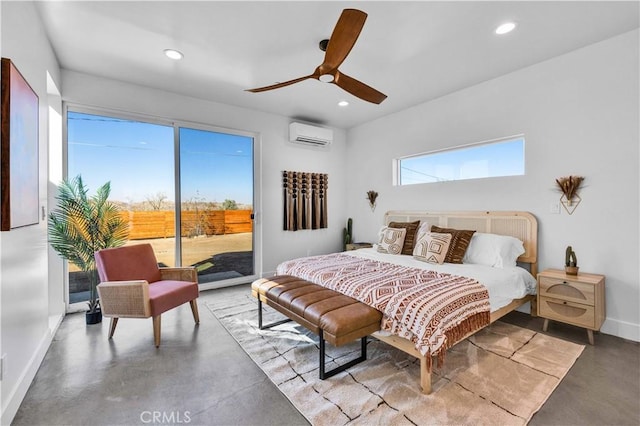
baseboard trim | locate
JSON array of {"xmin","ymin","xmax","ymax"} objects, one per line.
[
  {"xmin": 601, "ymin": 317, "xmax": 640, "ymax": 342},
  {"xmin": 1, "ymin": 313, "xmax": 63, "ymax": 425}
]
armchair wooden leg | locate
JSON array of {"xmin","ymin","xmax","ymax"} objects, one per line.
[
  {"xmin": 153, "ymin": 315, "xmax": 161, "ymax": 348},
  {"xmin": 190, "ymin": 299, "xmax": 200, "ymax": 324},
  {"xmin": 108, "ymin": 317, "xmax": 119, "ymax": 339}
]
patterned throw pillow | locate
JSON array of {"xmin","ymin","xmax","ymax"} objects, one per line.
[
  {"xmin": 376, "ymin": 226, "xmax": 407, "ymax": 255},
  {"xmin": 430, "ymin": 226, "xmax": 476, "ymax": 264},
  {"xmin": 413, "ymin": 232, "xmax": 452, "ymax": 264},
  {"xmin": 388, "ymin": 220, "xmax": 421, "ymax": 255}
]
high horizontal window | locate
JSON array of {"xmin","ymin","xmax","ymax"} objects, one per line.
[{"xmin": 397, "ymin": 136, "xmax": 525, "ymax": 185}]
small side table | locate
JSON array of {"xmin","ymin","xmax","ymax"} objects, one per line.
[
  {"xmin": 345, "ymin": 242, "xmax": 373, "ymax": 251},
  {"xmin": 537, "ymin": 268, "xmax": 605, "ymax": 345}
]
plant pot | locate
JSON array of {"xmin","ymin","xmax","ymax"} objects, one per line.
[
  {"xmin": 565, "ymin": 266, "xmax": 579, "ymax": 276},
  {"xmin": 86, "ymin": 309, "xmax": 102, "ymax": 325}
]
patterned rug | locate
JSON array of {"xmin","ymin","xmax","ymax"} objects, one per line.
[{"xmin": 207, "ymin": 292, "xmax": 584, "ymax": 425}]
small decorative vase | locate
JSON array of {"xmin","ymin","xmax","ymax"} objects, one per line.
[{"xmin": 565, "ymin": 266, "xmax": 579, "ymax": 276}]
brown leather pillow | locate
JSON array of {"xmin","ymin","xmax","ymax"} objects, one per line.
[
  {"xmin": 430, "ymin": 226, "xmax": 476, "ymax": 264},
  {"xmin": 388, "ymin": 220, "xmax": 421, "ymax": 255}
]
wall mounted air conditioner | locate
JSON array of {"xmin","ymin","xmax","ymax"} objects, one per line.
[{"xmin": 289, "ymin": 122, "xmax": 333, "ymax": 147}]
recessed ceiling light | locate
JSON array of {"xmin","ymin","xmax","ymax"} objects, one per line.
[
  {"xmin": 495, "ymin": 22, "xmax": 517, "ymax": 35},
  {"xmin": 338, "ymin": 100, "xmax": 349, "ymax": 107},
  {"xmin": 164, "ymin": 49, "xmax": 184, "ymax": 60}
]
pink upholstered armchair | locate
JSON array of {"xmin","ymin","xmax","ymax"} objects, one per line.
[{"xmin": 95, "ymin": 243, "xmax": 200, "ymax": 347}]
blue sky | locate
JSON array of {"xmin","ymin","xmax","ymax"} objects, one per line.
[
  {"xmin": 400, "ymin": 138, "xmax": 524, "ymax": 184},
  {"xmin": 67, "ymin": 111, "xmax": 253, "ymax": 205}
]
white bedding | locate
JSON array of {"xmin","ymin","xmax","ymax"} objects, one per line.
[{"xmin": 344, "ymin": 248, "xmax": 537, "ymax": 312}]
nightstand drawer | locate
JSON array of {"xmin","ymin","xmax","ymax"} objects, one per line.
[
  {"xmin": 539, "ymin": 296, "xmax": 595, "ymax": 329},
  {"xmin": 539, "ymin": 277, "xmax": 595, "ymax": 306}
]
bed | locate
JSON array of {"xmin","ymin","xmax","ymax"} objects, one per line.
[{"xmin": 276, "ymin": 210, "xmax": 538, "ymax": 393}]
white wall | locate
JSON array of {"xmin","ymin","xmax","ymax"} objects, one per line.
[
  {"xmin": 60, "ymin": 70, "xmax": 348, "ymax": 276},
  {"xmin": 346, "ymin": 30, "xmax": 640, "ymax": 342},
  {"xmin": 0, "ymin": 2, "xmax": 63, "ymax": 424}
]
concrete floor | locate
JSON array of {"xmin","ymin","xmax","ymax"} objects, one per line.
[{"xmin": 13, "ymin": 284, "xmax": 640, "ymax": 426}]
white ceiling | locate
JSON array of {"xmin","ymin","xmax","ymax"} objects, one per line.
[{"xmin": 36, "ymin": 1, "xmax": 639, "ymax": 129}]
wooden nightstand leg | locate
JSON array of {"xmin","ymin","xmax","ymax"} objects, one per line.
[
  {"xmin": 587, "ymin": 329, "xmax": 594, "ymax": 345},
  {"xmin": 542, "ymin": 318, "xmax": 550, "ymax": 332}
]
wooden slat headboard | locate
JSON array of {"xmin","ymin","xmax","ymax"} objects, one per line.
[{"xmin": 384, "ymin": 210, "xmax": 538, "ymax": 275}]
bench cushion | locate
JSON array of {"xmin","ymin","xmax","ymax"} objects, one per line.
[{"xmin": 252, "ymin": 276, "xmax": 382, "ymax": 346}]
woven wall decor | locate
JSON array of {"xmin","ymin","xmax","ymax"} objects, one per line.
[{"xmin": 283, "ymin": 171, "xmax": 328, "ymax": 231}]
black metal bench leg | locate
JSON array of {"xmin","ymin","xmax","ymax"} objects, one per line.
[
  {"xmin": 257, "ymin": 298, "xmax": 292, "ymax": 330},
  {"xmin": 319, "ymin": 330, "xmax": 368, "ymax": 379}
]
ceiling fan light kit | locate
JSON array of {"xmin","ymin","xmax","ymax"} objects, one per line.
[
  {"xmin": 246, "ymin": 9, "xmax": 387, "ymax": 104},
  {"xmin": 319, "ymin": 74, "xmax": 335, "ymax": 83}
]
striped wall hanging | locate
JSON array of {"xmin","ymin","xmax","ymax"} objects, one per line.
[{"xmin": 282, "ymin": 171, "xmax": 328, "ymax": 231}]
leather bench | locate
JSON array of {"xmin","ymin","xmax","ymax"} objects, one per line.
[{"xmin": 251, "ymin": 275, "xmax": 382, "ymax": 379}]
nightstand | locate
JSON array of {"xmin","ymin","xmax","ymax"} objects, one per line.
[
  {"xmin": 345, "ymin": 242, "xmax": 373, "ymax": 251},
  {"xmin": 537, "ymin": 268, "xmax": 605, "ymax": 345}
]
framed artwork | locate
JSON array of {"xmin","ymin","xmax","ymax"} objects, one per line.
[{"xmin": 1, "ymin": 58, "xmax": 39, "ymax": 231}]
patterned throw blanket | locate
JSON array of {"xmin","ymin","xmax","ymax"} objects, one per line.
[{"xmin": 277, "ymin": 253, "xmax": 490, "ymax": 365}]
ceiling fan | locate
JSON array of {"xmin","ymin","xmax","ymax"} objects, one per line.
[{"xmin": 246, "ymin": 8, "xmax": 387, "ymax": 104}]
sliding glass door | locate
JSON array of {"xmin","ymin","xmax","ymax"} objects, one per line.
[
  {"xmin": 66, "ymin": 108, "xmax": 256, "ymax": 306},
  {"xmin": 66, "ymin": 110, "xmax": 175, "ymax": 304},
  {"xmin": 179, "ymin": 126, "xmax": 254, "ymax": 284}
]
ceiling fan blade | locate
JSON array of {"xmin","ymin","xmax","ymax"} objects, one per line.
[
  {"xmin": 333, "ymin": 71, "xmax": 387, "ymax": 104},
  {"xmin": 322, "ymin": 9, "xmax": 367, "ymax": 70},
  {"xmin": 246, "ymin": 75, "xmax": 315, "ymax": 93}
]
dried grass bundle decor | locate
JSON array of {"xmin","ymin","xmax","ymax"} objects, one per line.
[
  {"xmin": 556, "ymin": 176, "xmax": 584, "ymax": 206},
  {"xmin": 366, "ymin": 190, "xmax": 378, "ymax": 212}
]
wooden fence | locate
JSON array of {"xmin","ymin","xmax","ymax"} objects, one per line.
[{"xmin": 119, "ymin": 210, "xmax": 252, "ymax": 240}]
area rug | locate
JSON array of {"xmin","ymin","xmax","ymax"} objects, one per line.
[{"xmin": 207, "ymin": 292, "xmax": 584, "ymax": 425}]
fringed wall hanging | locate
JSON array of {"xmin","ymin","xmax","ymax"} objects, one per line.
[{"xmin": 283, "ymin": 171, "xmax": 328, "ymax": 231}]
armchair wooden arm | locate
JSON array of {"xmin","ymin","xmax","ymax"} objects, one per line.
[
  {"xmin": 159, "ymin": 267, "xmax": 198, "ymax": 283},
  {"xmin": 97, "ymin": 280, "xmax": 151, "ymax": 318}
]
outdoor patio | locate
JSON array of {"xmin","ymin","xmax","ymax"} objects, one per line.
[{"xmin": 69, "ymin": 233, "xmax": 253, "ymax": 303}]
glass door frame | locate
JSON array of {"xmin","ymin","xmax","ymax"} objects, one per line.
[
  {"xmin": 62, "ymin": 103, "xmax": 261, "ymax": 311},
  {"xmin": 174, "ymin": 119, "xmax": 261, "ymax": 291}
]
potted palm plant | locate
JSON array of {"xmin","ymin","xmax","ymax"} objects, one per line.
[{"xmin": 48, "ymin": 175, "xmax": 129, "ymax": 324}]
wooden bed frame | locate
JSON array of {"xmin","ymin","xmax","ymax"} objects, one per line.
[{"xmin": 372, "ymin": 210, "xmax": 538, "ymax": 393}]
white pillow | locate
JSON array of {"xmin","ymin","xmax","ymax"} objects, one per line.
[
  {"xmin": 375, "ymin": 226, "xmax": 407, "ymax": 255},
  {"xmin": 413, "ymin": 232, "xmax": 452, "ymax": 264},
  {"xmin": 462, "ymin": 233, "xmax": 525, "ymax": 268},
  {"xmin": 414, "ymin": 221, "xmax": 431, "ymax": 240}
]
